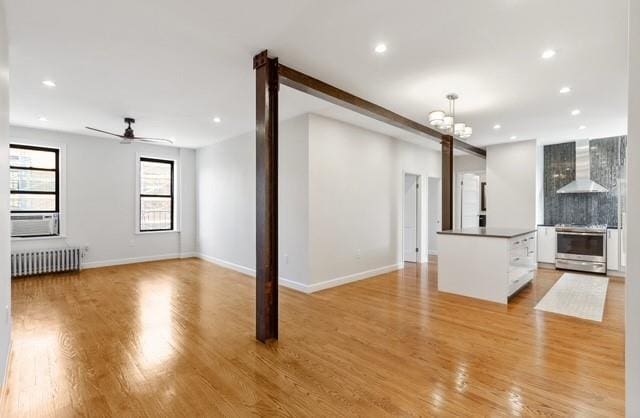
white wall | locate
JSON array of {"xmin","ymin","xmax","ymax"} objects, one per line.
[
  {"xmin": 0, "ymin": 0, "xmax": 11, "ymax": 387},
  {"xmin": 278, "ymin": 116, "xmax": 310, "ymax": 286},
  {"xmin": 196, "ymin": 114, "xmax": 310, "ymax": 285},
  {"xmin": 196, "ymin": 113, "xmax": 441, "ymax": 292},
  {"xmin": 9, "ymin": 126, "xmax": 196, "ymax": 267},
  {"xmin": 179, "ymin": 147, "xmax": 197, "ymax": 256},
  {"xmin": 486, "ymin": 140, "xmax": 537, "ymax": 229},
  {"xmin": 627, "ymin": 0, "xmax": 640, "ymax": 414},
  {"xmin": 307, "ymin": 114, "xmax": 441, "ymax": 287}
]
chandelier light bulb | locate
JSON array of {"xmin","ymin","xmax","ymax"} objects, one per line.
[
  {"xmin": 460, "ymin": 126, "xmax": 473, "ymax": 138},
  {"xmin": 428, "ymin": 110, "xmax": 445, "ymax": 126},
  {"xmin": 454, "ymin": 123, "xmax": 466, "ymax": 135},
  {"xmin": 428, "ymin": 93, "xmax": 472, "ymax": 138}
]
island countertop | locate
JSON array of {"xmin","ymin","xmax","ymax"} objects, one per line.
[{"xmin": 437, "ymin": 227, "xmax": 537, "ymax": 239}]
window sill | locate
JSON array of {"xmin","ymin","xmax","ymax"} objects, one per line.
[
  {"xmin": 11, "ymin": 235, "xmax": 67, "ymax": 242},
  {"xmin": 135, "ymin": 230, "xmax": 181, "ymax": 235}
]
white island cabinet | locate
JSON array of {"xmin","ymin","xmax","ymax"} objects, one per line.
[{"xmin": 437, "ymin": 228, "xmax": 537, "ymax": 304}]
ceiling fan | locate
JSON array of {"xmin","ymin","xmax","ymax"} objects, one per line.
[{"xmin": 85, "ymin": 118, "xmax": 174, "ymax": 145}]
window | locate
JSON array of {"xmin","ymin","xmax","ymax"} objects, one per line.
[
  {"xmin": 9, "ymin": 144, "xmax": 60, "ymax": 214},
  {"xmin": 139, "ymin": 157, "xmax": 174, "ymax": 232}
]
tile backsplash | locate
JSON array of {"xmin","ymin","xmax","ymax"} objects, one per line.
[{"xmin": 544, "ymin": 136, "xmax": 627, "ymax": 226}]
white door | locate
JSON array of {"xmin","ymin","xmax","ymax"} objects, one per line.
[
  {"xmin": 404, "ymin": 174, "xmax": 419, "ymax": 263},
  {"xmin": 428, "ymin": 177, "xmax": 441, "ymax": 255},
  {"xmin": 461, "ymin": 173, "xmax": 480, "ymax": 228}
]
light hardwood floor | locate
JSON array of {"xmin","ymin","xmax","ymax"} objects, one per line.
[{"xmin": 2, "ymin": 258, "xmax": 624, "ymax": 417}]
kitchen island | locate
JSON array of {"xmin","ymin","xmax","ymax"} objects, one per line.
[{"xmin": 437, "ymin": 227, "xmax": 537, "ymax": 304}]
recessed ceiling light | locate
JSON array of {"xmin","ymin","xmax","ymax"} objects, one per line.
[
  {"xmin": 38, "ymin": 116, "xmax": 48, "ymax": 122},
  {"xmin": 541, "ymin": 49, "xmax": 556, "ymax": 59},
  {"xmin": 374, "ymin": 43, "xmax": 387, "ymax": 54},
  {"xmin": 578, "ymin": 125, "xmax": 587, "ymax": 130},
  {"xmin": 510, "ymin": 135, "xmax": 517, "ymax": 140},
  {"xmin": 213, "ymin": 116, "xmax": 221, "ymax": 123},
  {"xmin": 559, "ymin": 86, "xmax": 571, "ymax": 94},
  {"xmin": 493, "ymin": 124, "xmax": 502, "ymax": 130},
  {"xmin": 42, "ymin": 80, "xmax": 56, "ymax": 88},
  {"xmin": 571, "ymin": 109, "xmax": 581, "ymax": 116}
]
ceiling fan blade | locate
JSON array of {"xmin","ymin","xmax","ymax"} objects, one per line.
[
  {"xmin": 135, "ymin": 137, "xmax": 174, "ymax": 144},
  {"xmin": 85, "ymin": 127, "xmax": 124, "ymax": 138}
]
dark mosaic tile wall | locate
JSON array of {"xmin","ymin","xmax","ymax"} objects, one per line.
[{"xmin": 544, "ymin": 136, "xmax": 627, "ymax": 226}]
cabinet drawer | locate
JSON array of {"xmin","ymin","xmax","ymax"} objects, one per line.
[
  {"xmin": 508, "ymin": 269, "xmax": 534, "ymax": 296},
  {"xmin": 510, "ymin": 237, "xmax": 527, "ymax": 250},
  {"xmin": 510, "ymin": 255, "xmax": 534, "ymax": 269}
]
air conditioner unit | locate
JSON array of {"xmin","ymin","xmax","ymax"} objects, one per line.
[{"xmin": 11, "ymin": 213, "xmax": 59, "ymax": 237}]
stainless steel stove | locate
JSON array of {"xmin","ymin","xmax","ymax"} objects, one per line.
[{"xmin": 555, "ymin": 224, "xmax": 607, "ymax": 274}]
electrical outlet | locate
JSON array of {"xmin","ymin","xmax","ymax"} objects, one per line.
[
  {"xmin": 5, "ymin": 306, "xmax": 9, "ymax": 324},
  {"xmin": 356, "ymin": 249, "xmax": 361, "ymax": 259},
  {"xmin": 284, "ymin": 254, "xmax": 289, "ymax": 264},
  {"xmin": 129, "ymin": 238, "xmax": 135, "ymax": 247}
]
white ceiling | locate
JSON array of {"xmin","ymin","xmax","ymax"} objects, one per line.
[{"xmin": 6, "ymin": 0, "xmax": 629, "ymax": 149}]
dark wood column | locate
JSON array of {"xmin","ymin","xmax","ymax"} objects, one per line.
[
  {"xmin": 253, "ymin": 50, "xmax": 279, "ymax": 343},
  {"xmin": 441, "ymin": 135, "xmax": 454, "ymax": 231}
]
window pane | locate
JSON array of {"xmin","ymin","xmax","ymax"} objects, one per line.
[
  {"xmin": 10, "ymin": 147, "xmax": 56, "ymax": 169},
  {"xmin": 10, "ymin": 194, "xmax": 56, "ymax": 212},
  {"xmin": 141, "ymin": 161, "xmax": 172, "ymax": 195},
  {"xmin": 10, "ymin": 169, "xmax": 56, "ymax": 192},
  {"xmin": 141, "ymin": 197, "xmax": 172, "ymax": 230}
]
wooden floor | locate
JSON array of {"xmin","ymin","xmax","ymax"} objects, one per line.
[{"xmin": 2, "ymin": 258, "xmax": 624, "ymax": 417}]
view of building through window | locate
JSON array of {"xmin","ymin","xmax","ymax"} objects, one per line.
[
  {"xmin": 9, "ymin": 145, "xmax": 59, "ymax": 212},
  {"xmin": 140, "ymin": 158, "xmax": 173, "ymax": 231}
]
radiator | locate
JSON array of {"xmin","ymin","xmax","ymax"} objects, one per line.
[{"xmin": 11, "ymin": 247, "xmax": 84, "ymax": 277}]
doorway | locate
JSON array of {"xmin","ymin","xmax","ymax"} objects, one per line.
[
  {"xmin": 460, "ymin": 173, "xmax": 481, "ymax": 228},
  {"xmin": 428, "ymin": 177, "xmax": 441, "ymax": 255},
  {"xmin": 403, "ymin": 173, "xmax": 421, "ymax": 263}
]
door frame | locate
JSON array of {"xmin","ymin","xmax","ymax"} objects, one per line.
[{"xmin": 402, "ymin": 171, "xmax": 422, "ymax": 264}]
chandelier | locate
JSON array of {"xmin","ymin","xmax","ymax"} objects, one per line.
[{"xmin": 428, "ymin": 94, "xmax": 472, "ymax": 139}]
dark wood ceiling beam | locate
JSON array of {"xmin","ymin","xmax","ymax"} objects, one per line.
[
  {"xmin": 278, "ymin": 64, "xmax": 486, "ymax": 159},
  {"xmin": 441, "ymin": 135, "xmax": 454, "ymax": 231}
]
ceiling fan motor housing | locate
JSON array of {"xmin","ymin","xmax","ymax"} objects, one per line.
[{"xmin": 124, "ymin": 117, "xmax": 135, "ymax": 138}]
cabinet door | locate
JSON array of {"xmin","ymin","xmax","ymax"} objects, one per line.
[
  {"xmin": 537, "ymin": 227, "xmax": 556, "ymax": 263},
  {"xmin": 607, "ymin": 229, "xmax": 619, "ymax": 271}
]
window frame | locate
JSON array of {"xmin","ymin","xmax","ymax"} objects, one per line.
[
  {"xmin": 138, "ymin": 156, "xmax": 175, "ymax": 233},
  {"xmin": 9, "ymin": 144, "xmax": 60, "ymax": 215}
]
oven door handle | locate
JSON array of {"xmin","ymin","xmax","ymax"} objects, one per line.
[{"xmin": 557, "ymin": 231, "xmax": 605, "ymax": 237}]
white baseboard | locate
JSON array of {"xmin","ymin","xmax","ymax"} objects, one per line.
[
  {"xmin": 195, "ymin": 253, "xmax": 403, "ymax": 294},
  {"xmin": 196, "ymin": 253, "xmax": 310, "ymax": 292},
  {"xmin": 82, "ymin": 253, "xmax": 187, "ymax": 269},
  {"xmin": 179, "ymin": 252, "xmax": 199, "ymax": 259},
  {"xmin": 306, "ymin": 263, "xmax": 404, "ymax": 293},
  {"xmin": 537, "ymin": 262, "xmax": 556, "ymax": 270},
  {"xmin": 608, "ymin": 270, "xmax": 626, "ymax": 278},
  {"xmin": 197, "ymin": 253, "xmax": 257, "ymax": 277},
  {"xmin": 428, "ymin": 250, "xmax": 438, "ymax": 256},
  {"xmin": 79, "ymin": 251, "xmax": 404, "ymax": 293},
  {"xmin": 279, "ymin": 277, "xmax": 310, "ymax": 293}
]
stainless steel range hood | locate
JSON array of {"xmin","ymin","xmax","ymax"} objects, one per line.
[{"xmin": 556, "ymin": 139, "xmax": 608, "ymax": 194}]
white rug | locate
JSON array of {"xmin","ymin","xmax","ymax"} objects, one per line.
[{"xmin": 534, "ymin": 273, "xmax": 609, "ymax": 322}]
